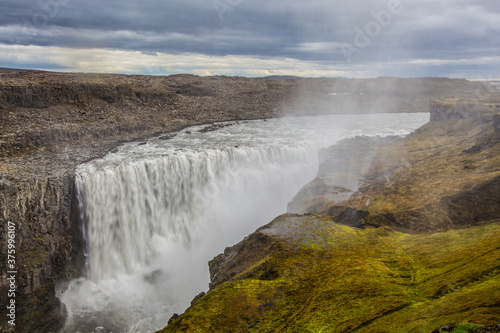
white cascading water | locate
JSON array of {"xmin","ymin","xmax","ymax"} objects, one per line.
[{"xmin": 59, "ymin": 113, "xmax": 429, "ymax": 333}]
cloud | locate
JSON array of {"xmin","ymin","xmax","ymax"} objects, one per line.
[
  {"xmin": 0, "ymin": 44, "xmax": 351, "ymax": 77},
  {"xmin": 2, "ymin": 43, "xmax": 499, "ymax": 79},
  {"xmin": 0, "ymin": 0, "xmax": 498, "ymax": 78}
]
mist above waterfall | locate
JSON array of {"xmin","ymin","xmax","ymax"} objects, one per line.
[{"xmin": 59, "ymin": 113, "xmax": 428, "ymax": 333}]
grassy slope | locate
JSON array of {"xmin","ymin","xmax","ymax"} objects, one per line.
[{"xmin": 160, "ymin": 215, "xmax": 499, "ymax": 332}]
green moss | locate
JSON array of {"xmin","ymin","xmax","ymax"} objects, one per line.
[
  {"xmin": 336, "ymin": 117, "xmax": 500, "ymax": 232},
  {"xmin": 20, "ymin": 243, "xmax": 48, "ymax": 267},
  {"xmin": 16, "ymin": 280, "xmax": 62, "ymax": 333},
  {"xmin": 158, "ymin": 218, "xmax": 500, "ymax": 333},
  {"xmin": 452, "ymin": 323, "xmax": 484, "ymax": 333}
]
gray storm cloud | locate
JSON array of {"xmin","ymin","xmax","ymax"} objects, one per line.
[{"xmin": 0, "ymin": 0, "xmax": 499, "ymax": 77}]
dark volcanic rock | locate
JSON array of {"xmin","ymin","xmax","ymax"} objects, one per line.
[
  {"xmin": 429, "ymin": 99, "xmax": 496, "ymax": 123},
  {"xmin": 160, "ymin": 95, "xmax": 500, "ymax": 333},
  {"xmin": 290, "ymin": 97, "xmax": 500, "ymax": 232},
  {"xmin": 0, "ymin": 175, "xmax": 85, "ymax": 332},
  {"xmin": 431, "ymin": 324, "xmax": 457, "ymax": 332},
  {"xmin": 209, "ymin": 231, "xmax": 275, "ymax": 289},
  {"xmin": 326, "ymin": 207, "xmax": 369, "ymax": 228}
]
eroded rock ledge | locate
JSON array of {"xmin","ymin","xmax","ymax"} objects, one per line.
[{"xmin": 162, "ymin": 214, "xmax": 500, "ymax": 333}]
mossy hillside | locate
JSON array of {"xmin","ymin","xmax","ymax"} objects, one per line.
[
  {"xmin": 159, "ymin": 215, "xmax": 500, "ymax": 332},
  {"xmin": 430, "ymin": 323, "xmax": 500, "ymax": 333},
  {"xmin": 322, "ymin": 118, "xmax": 500, "ymax": 231},
  {"xmin": 429, "ymin": 97, "xmax": 499, "ymax": 123},
  {"xmin": 451, "ymin": 323, "xmax": 484, "ymax": 333}
]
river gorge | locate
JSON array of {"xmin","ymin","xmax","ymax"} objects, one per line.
[
  {"xmin": 1, "ymin": 72, "xmax": 498, "ymax": 333},
  {"xmin": 59, "ymin": 113, "xmax": 429, "ymax": 332}
]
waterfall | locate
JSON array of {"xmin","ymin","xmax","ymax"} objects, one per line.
[
  {"xmin": 60, "ymin": 113, "xmax": 430, "ymax": 333},
  {"xmin": 76, "ymin": 145, "xmax": 319, "ymax": 282}
]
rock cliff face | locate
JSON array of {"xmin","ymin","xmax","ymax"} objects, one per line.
[
  {"xmin": 0, "ymin": 71, "xmax": 495, "ymax": 332},
  {"xmin": 493, "ymin": 113, "xmax": 500, "ymax": 133},
  {"xmin": 287, "ymin": 136, "xmax": 400, "ymax": 215},
  {"xmin": 0, "ymin": 176, "xmax": 84, "ymax": 332},
  {"xmin": 0, "ymin": 72, "xmax": 489, "ymax": 157},
  {"xmin": 0, "ymin": 72, "xmax": 297, "ymax": 157},
  {"xmin": 285, "ymin": 77, "xmax": 491, "ymax": 115},
  {"xmin": 429, "ymin": 99, "xmax": 498, "ymax": 123}
]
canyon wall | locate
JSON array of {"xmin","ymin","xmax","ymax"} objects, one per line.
[{"xmin": 0, "ymin": 70, "xmax": 492, "ymax": 331}]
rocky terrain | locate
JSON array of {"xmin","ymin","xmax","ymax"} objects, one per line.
[
  {"xmin": 0, "ymin": 72, "xmax": 491, "ymax": 162},
  {"xmin": 0, "ymin": 69, "xmax": 496, "ymax": 332},
  {"xmin": 160, "ymin": 98, "xmax": 500, "ymax": 332}
]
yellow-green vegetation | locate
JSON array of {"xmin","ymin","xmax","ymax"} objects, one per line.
[
  {"xmin": 159, "ymin": 214, "xmax": 500, "ymax": 333},
  {"xmin": 452, "ymin": 323, "xmax": 486, "ymax": 333},
  {"xmin": 448, "ymin": 323, "xmax": 485, "ymax": 333},
  {"xmin": 430, "ymin": 99, "xmax": 462, "ymax": 107},
  {"xmin": 20, "ymin": 241, "xmax": 49, "ymax": 267}
]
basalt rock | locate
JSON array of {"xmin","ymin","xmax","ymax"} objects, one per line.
[
  {"xmin": 161, "ymin": 214, "xmax": 500, "ymax": 332},
  {"xmin": 287, "ymin": 135, "xmax": 400, "ymax": 214},
  {"xmin": 290, "ymin": 98, "xmax": 500, "ymax": 232},
  {"xmin": 429, "ymin": 99, "xmax": 497, "ymax": 123},
  {"xmin": 0, "ymin": 175, "xmax": 85, "ymax": 332}
]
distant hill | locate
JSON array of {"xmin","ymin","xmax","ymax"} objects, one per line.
[
  {"xmin": 0, "ymin": 67, "xmax": 33, "ymax": 72},
  {"xmin": 262, "ymin": 75, "xmax": 301, "ymax": 79}
]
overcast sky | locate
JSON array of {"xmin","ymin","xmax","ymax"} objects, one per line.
[{"xmin": 0, "ymin": 0, "xmax": 499, "ymax": 78}]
